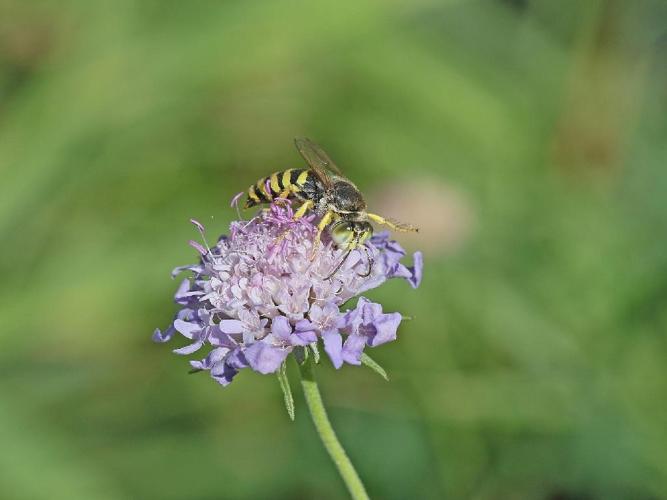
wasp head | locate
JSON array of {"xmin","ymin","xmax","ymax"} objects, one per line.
[
  {"xmin": 326, "ymin": 220, "xmax": 374, "ymax": 280},
  {"xmin": 330, "ymin": 220, "xmax": 373, "ymax": 250}
]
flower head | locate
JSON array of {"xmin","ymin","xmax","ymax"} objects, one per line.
[{"xmin": 154, "ymin": 201, "xmax": 422, "ymax": 386}]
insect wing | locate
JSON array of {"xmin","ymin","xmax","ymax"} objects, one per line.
[{"xmin": 294, "ymin": 137, "xmax": 343, "ymax": 187}]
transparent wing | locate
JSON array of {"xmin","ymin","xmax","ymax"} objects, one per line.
[{"xmin": 294, "ymin": 137, "xmax": 343, "ymax": 188}]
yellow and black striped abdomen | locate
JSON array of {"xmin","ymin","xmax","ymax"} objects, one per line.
[{"xmin": 244, "ymin": 168, "xmax": 316, "ymax": 208}]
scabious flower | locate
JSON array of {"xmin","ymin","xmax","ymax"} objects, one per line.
[{"xmin": 154, "ymin": 201, "xmax": 422, "ymax": 386}]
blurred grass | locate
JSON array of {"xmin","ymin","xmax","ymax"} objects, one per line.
[{"xmin": 1, "ymin": 0, "xmax": 667, "ymax": 498}]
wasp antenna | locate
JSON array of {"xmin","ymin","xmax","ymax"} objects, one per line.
[
  {"xmin": 367, "ymin": 213, "xmax": 419, "ymax": 233},
  {"xmin": 393, "ymin": 219, "xmax": 419, "ymax": 233}
]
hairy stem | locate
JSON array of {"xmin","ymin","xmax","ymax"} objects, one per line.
[{"xmin": 298, "ymin": 356, "xmax": 370, "ymax": 500}]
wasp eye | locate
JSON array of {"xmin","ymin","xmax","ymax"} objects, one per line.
[{"xmin": 331, "ymin": 224, "xmax": 354, "ymax": 248}]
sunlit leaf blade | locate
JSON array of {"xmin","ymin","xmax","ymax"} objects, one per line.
[
  {"xmin": 277, "ymin": 361, "xmax": 295, "ymax": 421},
  {"xmin": 360, "ymin": 353, "xmax": 389, "ymax": 381}
]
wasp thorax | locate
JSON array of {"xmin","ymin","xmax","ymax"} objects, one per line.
[{"xmin": 332, "ymin": 181, "xmax": 366, "ymax": 212}]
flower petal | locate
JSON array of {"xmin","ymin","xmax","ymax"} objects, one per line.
[
  {"xmin": 359, "ymin": 298, "xmax": 383, "ymax": 324},
  {"xmin": 322, "ymin": 330, "xmax": 343, "ymax": 369},
  {"xmin": 173, "ymin": 340, "xmax": 204, "ymax": 355},
  {"xmin": 293, "ymin": 319, "xmax": 318, "ymax": 346},
  {"xmin": 244, "ymin": 342, "xmax": 289, "ymax": 374},
  {"xmin": 173, "ymin": 319, "xmax": 201, "ymax": 339},
  {"xmin": 171, "ymin": 264, "xmax": 204, "ymax": 278},
  {"xmin": 209, "ymin": 326, "xmax": 236, "ymax": 348},
  {"xmin": 190, "ymin": 347, "xmax": 229, "ymax": 370},
  {"xmin": 387, "ymin": 252, "xmax": 423, "ymax": 288},
  {"xmin": 219, "ymin": 319, "xmax": 245, "ymax": 334},
  {"xmin": 271, "ymin": 316, "xmax": 292, "ymax": 341},
  {"xmin": 152, "ymin": 326, "xmax": 175, "ymax": 343},
  {"xmin": 293, "ymin": 329, "xmax": 317, "ymax": 345},
  {"xmin": 211, "ymin": 362, "xmax": 239, "ymax": 386},
  {"xmin": 174, "ymin": 279, "xmax": 192, "ymax": 305},
  {"xmin": 341, "ymin": 334, "xmax": 366, "ymax": 365},
  {"xmin": 226, "ymin": 349, "xmax": 249, "ymax": 369},
  {"xmin": 408, "ymin": 251, "xmax": 423, "ymax": 288},
  {"xmin": 366, "ymin": 312, "xmax": 402, "ymax": 347}
]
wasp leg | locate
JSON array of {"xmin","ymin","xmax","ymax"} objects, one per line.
[
  {"xmin": 367, "ymin": 213, "xmax": 419, "ymax": 232},
  {"xmin": 294, "ymin": 199, "xmax": 314, "ymax": 219},
  {"xmin": 273, "ymin": 186, "xmax": 294, "ymax": 205},
  {"xmin": 310, "ymin": 210, "xmax": 335, "ymax": 259},
  {"xmin": 272, "ymin": 200, "xmax": 314, "ymax": 249}
]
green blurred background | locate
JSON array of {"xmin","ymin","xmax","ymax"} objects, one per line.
[{"xmin": 2, "ymin": 0, "xmax": 666, "ymax": 499}]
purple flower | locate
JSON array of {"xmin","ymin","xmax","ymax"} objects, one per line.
[{"xmin": 154, "ymin": 201, "xmax": 423, "ymax": 386}]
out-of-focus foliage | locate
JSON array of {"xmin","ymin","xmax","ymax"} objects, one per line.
[{"xmin": 1, "ymin": 0, "xmax": 666, "ymax": 499}]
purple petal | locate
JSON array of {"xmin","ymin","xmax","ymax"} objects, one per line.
[
  {"xmin": 190, "ymin": 347, "xmax": 229, "ymax": 370},
  {"xmin": 173, "ymin": 319, "xmax": 201, "ymax": 339},
  {"xmin": 293, "ymin": 319, "xmax": 318, "ymax": 346},
  {"xmin": 293, "ymin": 329, "xmax": 317, "ymax": 345},
  {"xmin": 370, "ymin": 231, "xmax": 391, "ymax": 246},
  {"xmin": 385, "ymin": 239, "xmax": 406, "ymax": 257},
  {"xmin": 244, "ymin": 343, "xmax": 289, "ymax": 374},
  {"xmin": 295, "ymin": 318, "xmax": 315, "ymax": 332},
  {"xmin": 218, "ymin": 319, "xmax": 245, "ymax": 334},
  {"xmin": 341, "ymin": 334, "xmax": 366, "ymax": 365},
  {"xmin": 309, "ymin": 303, "xmax": 335, "ymax": 324},
  {"xmin": 366, "ymin": 312, "xmax": 402, "ymax": 347},
  {"xmin": 226, "ymin": 349, "xmax": 249, "ymax": 369},
  {"xmin": 359, "ymin": 298, "xmax": 383, "ymax": 324},
  {"xmin": 171, "ymin": 264, "xmax": 203, "ymax": 278},
  {"xmin": 408, "ymin": 251, "xmax": 423, "ymax": 288},
  {"xmin": 322, "ymin": 330, "xmax": 343, "ymax": 369},
  {"xmin": 387, "ymin": 252, "xmax": 423, "ymax": 288},
  {"xmin": 338, "ymin": 299, "xmax": 365, "ymax": 333},
  {"xmin": 271, "ymin": 316, "xmax": 292, "ymax": 341},
  {"xmin": 209, "ymin": 326, "xmax": 236, "ymax": 348},
  {"xmin": 173, "ymin": 340, "xmax": 204, "ymax": 355},
  {"xmin": 176, "ymin": 308, "xmax": 195, "ymax": 321},
  {"xmin": 152, "ymin": 326, "xmax": 175, "ymax": 343},
  {"xmin": 174, "ymin": 279, "xmax": 191, "ymax": 304},
  {"xmin": 211, "ymin": 362, "xmax": 239, "ymax": 386}
]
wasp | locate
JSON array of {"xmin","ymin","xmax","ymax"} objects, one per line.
[{"xmin": 243, "ymin": 137, "xmax": 418, "ymax": 278}]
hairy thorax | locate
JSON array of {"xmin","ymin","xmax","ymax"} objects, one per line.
[{"xmin": 328, "ymin": 180, "xmax": 367, "ymax": 212}]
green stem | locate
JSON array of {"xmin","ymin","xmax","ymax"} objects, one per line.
[{"xmin": 298, "ymin": 356, "xmax": 370, "ymax": 500}]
